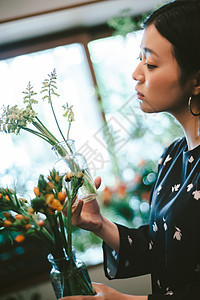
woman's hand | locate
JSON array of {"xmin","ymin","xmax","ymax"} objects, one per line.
[
  {"xmin": 63, "ymin": 177, "xmax": 103, "ymax": 234},
  {"xmin": 59, "ymin": 283, "xmax": 127, "ymax": 300},
  {"xmin": 59, "ymin": 283, "xmax": 148, "ymax": 300}
]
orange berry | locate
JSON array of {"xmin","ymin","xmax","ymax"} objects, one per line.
[
  {"xmin": 38, "ymin": 220, "xmax": 45, "ymax": 227},
  {"xmin": 55, "ymin": 173, "xmax": 61, "ymax": 182},
  {"xmin": 15, "ymin": 214, "xmax": 24, "ymax": 220},
  {"xmin": 4, "ymin": 220, "xmax": 12, "ymax": 227},
  {"xmin": 3, "ymin": 211, "xmax": 11, "ymax": 218},
  {"xmin": 34, "ymin": 187, "xmax": 40, "ymax": 197},
  {"xmin": 45, "ymin": 193, "xmax": 55, "ymax": 205},
  {"xmin": 50, "ymin": 200, "xmax": 63, "ymax": 211},
  {"xmin": 27, "ymin": 207, "xmax": 34, "ymax": 215},
  {"xmin": 57, "ymin": 192, "xmax": 66, "ymax": 202},
  {"xmin": 15, "ymin": 235, "xmax": 25, "ymax": 243},
  {"xmin": 5, "ymin": 195, "xmax": 10, "ymax": 201},
  {"xmin": 0, "ymin": 193, "xmax": 2, "ymax": 198},
  {"xmin": 48, "ymin": 181, "xmax": 54, "ymax": 190},
  {"xmin": 25, "ymin": 224, "xmax": 31, "ymax": 229}
]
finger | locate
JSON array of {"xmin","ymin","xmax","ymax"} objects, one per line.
[
  {"xmin": 94, "ymin": 176, "xmax": 101, "ymax": 189},
  {"xmin": 72, "ymin": 199, "xmax": 83, "ymax": 217},
  {"xmin": 92, "ymin": 282, "xmax": 104, "ymax": 293}
]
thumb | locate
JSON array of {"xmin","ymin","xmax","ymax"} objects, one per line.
[{"xmin": 94, "ymin": 176, "xmax": 101, "ymax": 189}]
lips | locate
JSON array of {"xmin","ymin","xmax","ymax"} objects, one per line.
[{"xmin": 135, "ymin": 89, "xmax": 144, "ymax": 99}]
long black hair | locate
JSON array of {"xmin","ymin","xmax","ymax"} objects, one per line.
[{"xmin": 143, "ymin": 0, "xmax": 200, "ymax": 85}]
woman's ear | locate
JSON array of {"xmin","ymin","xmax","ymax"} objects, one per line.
[{"xmin": 193, "ymin": 70, "xmax": 200, "ymax": 96}]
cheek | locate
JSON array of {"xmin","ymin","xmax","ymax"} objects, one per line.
[{"xmin": 146, "ymin": 71, "xmax": 180, "ymax": 97}]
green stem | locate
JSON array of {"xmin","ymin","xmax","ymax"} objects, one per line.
[
  {"xmin": 50, "ymin": 95, "xmax": 67, "ymax": 144},
  {"xmin": 67, "ymin": 194, "xmax": 72, "ymax": 258},
  {"xmin": 67, "ymin": 122, "xmax": 71, "ymax": 141},
  {"xmin": 34, "ymin": 117, "xmax": 59, "ymax": 143}
]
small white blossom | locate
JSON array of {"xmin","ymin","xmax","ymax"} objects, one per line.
[
  {"xmin": 164, "ymin": 155, "xmax": 172, "ymax": 166},
  {"xmin": 153, "ymin": 222, "xmax": 158, "ymax": 232},
  {"xmin": 172, "ymin": 184, "xmax": 180, "ymax": 192},
  {"xmin": 192, "ymin": 190, "xmax": 200, "ymax": 200},
  {"xmin": 173, "ymin": 226, "xmax": 182, "ymax": 241},
  {"xmin": 188, "ymin": 156, "xmax": 194, "ymax": 163},
  {"xmin": 127, "ymin": 235, "xmax": 133, "ymax": 246},
  {"xmin": 187, "ymin": 183, "xmax": 193, "ymax": 192}
]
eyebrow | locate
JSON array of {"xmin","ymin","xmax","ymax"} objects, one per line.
[{"xmin": 142, "ymin": 47, "xmax": 159, "ymax": 57}]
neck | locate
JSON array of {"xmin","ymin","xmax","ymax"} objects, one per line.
[{"xmin": 171, "ymin": 109, "xmax": 200, "ymax": 151}]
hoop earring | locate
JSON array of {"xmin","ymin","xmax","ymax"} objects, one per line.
[{"xmin": 188, "ymin": 96, "xmax": 200, "ymax": 116}]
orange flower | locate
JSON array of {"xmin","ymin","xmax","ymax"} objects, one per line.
[
  {"xmin": 57, "ymin": 192, "xmax": 66, "ymax": 202},
  {"xmin": 3, "ymin": 220, "xmax": 12, "ymax": 228},
  {"xmin": 141, "ymin": 191, "xmax": 150, "ymax": 202},
  {"xmin": 5, "ymin": 195, "xmax": 10, "ymax": 201},
  {"xmin": 50, "ymin": 199, "xmax": 63, "ymax": 211},
  {"xmin": 102, "ymin": 186, "xmax": 112, "ymax": 206},
  {"xmin": 34, "ymin": 187, "xmax": 40, "ymax": 197},
  {"xmin": 25, "ymin": 224, "xmax": 31, "ymax": 229},
  {"xmin": 117, "ymin": 183, "xmax": 127, "ymax": 199},
  {"xmin": 45, "ymin": 193, "xmax": 55, "ymax": 205},
  {"xmin": 27, "ymin": 207, "xmax": 34, "ymax": 215},
  {"xmin": 15, "ymin": 234, "xmax": 25, "ymax": 243},
  {"xmin": 55, "ymin": 173, "xmax": 61, "ymax": 182},
  {"xmin": 3, "ymin": 211, "xmax": 11, "ymax": 218},
  {"xmin": 15, "ymin": 214, "xmax": 24, "ymax": 220},
  {"xmin": 48, "ymin": 181, "xmax": 54, "ymax": 190},
  {"xmin": 38, "ymin": 220, "xmax": 45, "ymax": 227}
]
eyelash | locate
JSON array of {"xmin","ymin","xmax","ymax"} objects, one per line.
[
  {"xmin": 145, "ymin": 63, "xmax": 157, "ymax": 70},
  {"xmin": 137, "ymin": 57, "xmax": 157, "ymax": 70}
]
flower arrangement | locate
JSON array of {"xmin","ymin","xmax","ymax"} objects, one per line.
[
  {"xmin": 0, "ymin": 167, "xmax": 95, "ymax": 296},
  {"xmin": 0, "ymin": 69, "xmax": 97, "ymax": 200},
  {"xmin": 0, "ymin": 69, "xmax": 97, "ymax": 297}
]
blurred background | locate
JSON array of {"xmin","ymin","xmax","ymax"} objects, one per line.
[{"xmin": 0, "ymin": 0, "xmax": 183, "ymax": 299}]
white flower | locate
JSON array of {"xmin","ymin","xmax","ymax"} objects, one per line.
[
  {"xmin": 127, "ymin": 235, "xmax": 133, "ymax": 246},
  {"xmin": 173, "ymin": 226, "xmax": 182, "ymax": 241},
  {"xmin": 188, "ymin": 156, "xmax": 194, "ymax": 163},
  {"xmin": 163, "ymin": 217, "xmax": 167, "ymax": 231},
  {"xmin": 149, "ymin": 241, "xmax": 153, "ymax": 250},
  {"xmin": 157, "ymin": 279, "xmax": 161, "ymax": 288},
  {"xmin": 172, "ymin": 184, "xmax": 180, "ymax": 192},
  {"xmin": 192, "ymin": 190, "xmax": 200, "ymax": 200},
  {"xmin": 157, "ymin": 185, "xmax": 162, "ymax": 195},
  {"xmin": 164, "ymin": 155, "xmax": 172, "ymax": 166},
  {"xmin": 187, "ymin": 183, "xmax": 193, "ymax": 192},
  {"xmin": 165, "ymin": 287, "xmax": 173, "ymax": 296},
  {"xmin": 152, "ymin": 222, "xmax": 158, "ymax": 232}
]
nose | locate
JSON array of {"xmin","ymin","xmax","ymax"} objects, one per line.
[{"xmin": 132, "ymin": 63, "xmax": 145, "ymax": 83}]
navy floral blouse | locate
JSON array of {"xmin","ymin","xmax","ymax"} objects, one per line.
[{"xmin": 103, "ymin": 137, "xmax": 200, "ymax": 299}]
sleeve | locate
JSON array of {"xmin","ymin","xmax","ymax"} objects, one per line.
[
  {"xmin": 103, "ymin": 223, "xmax": 151, "ymax": 280},
  {"xmin": 148, "ymin": 280, "xmax": 200, "ymax": 300}
]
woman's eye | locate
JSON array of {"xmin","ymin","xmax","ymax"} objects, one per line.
[{"xmin": 145, "ymin": 63, "xmax": 157, "ymax": 70}]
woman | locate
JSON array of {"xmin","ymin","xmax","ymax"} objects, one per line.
[{"xmin": 61, "ymin": 1, "xmax": 200, "ymax": 299}]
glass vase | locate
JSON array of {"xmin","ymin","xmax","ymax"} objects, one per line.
[
  {"xmin": 48, "ymin": 251, "xmax": 95, "ymax": 299},
  {"xmin": 52, "ymin": 140, "xmax": 97, "ymax": 202}
]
